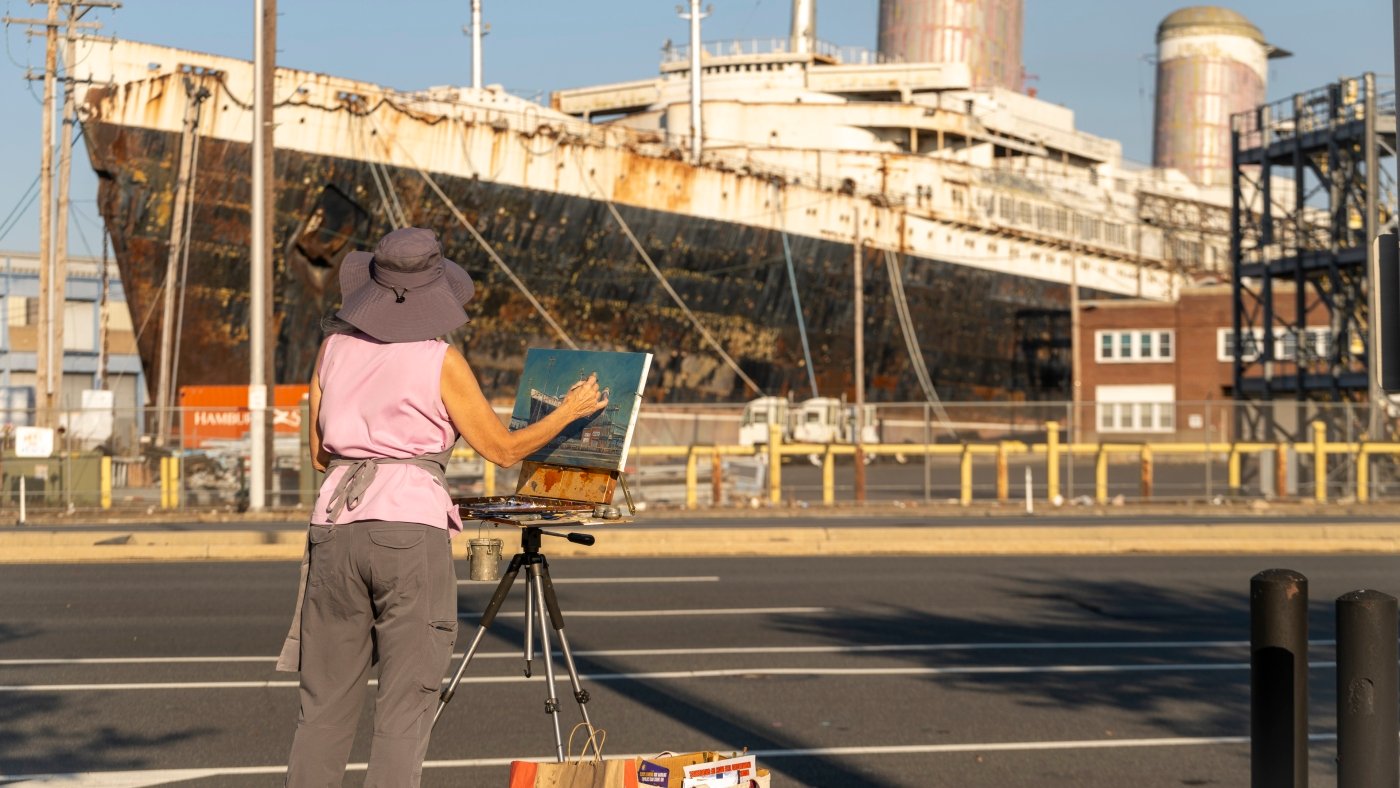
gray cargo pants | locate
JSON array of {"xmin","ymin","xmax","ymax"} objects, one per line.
[{"xmin": 286, "ymin": 520, "xmax": 458, "ymax": 788}]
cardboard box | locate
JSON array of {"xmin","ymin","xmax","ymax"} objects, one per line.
[{"xmin": 644, "ymin": 752, "xmax": 769, "ymax": 788}]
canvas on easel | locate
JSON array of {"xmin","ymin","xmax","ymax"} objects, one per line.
[
  {"xmin": 508, "ymin": 348, "xmax": 652, "ymax": 472},
  {"xmin": 500, "ymin": 348, "xmax": 653, "ymax": 507}
]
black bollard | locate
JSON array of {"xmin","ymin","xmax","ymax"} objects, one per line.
[
  {"xmin": 1336, "ymin": 590, "xmax": 1398, "ymax": 788},
  {"xmin": 1251, "ymin": 568, "xmax": 1308, "ymax": 788}
]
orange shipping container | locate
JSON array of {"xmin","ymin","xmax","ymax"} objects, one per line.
[{"xmin": 178, "ymin": 385, "xmax": 310, "ymax": 448}]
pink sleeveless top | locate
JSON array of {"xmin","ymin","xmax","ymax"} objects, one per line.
[{"xmin": 310, "ymin": 332, "xmax": 464, "ymax": 533}]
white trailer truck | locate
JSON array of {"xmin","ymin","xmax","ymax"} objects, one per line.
[{"xmin": 739, "ymin": 396, "xmax": 880, "ymax": 463}]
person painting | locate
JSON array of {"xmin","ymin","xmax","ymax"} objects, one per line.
[{"xmin": 277, "ymin": 227, "xmax": 607, "ymax": 786}]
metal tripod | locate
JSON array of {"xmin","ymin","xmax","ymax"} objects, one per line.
[{"xmin": 433, "ymin": 525, "xmax": 596, "ymax": 762}]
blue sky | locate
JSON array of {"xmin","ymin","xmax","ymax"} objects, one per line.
[{"xmin": 0, "ymin": 0, "xmax": 1391, "ymax": 255}]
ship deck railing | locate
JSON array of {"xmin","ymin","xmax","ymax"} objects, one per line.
[{"xmin": 660, "ymin": 38, "xmax": 896, "ymax": 67}]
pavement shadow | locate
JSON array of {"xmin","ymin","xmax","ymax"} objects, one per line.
[
  {"xmin": 768, "ymin": 573, "xmax": 1340, "ymax": 742},
  {"xmin": 455, "ymin": 605, "xmax": 898, "ymax": 787},
  {"xmin": 0, "ymin": 622, "xmax": 40, "ymax": 648},
  {"xmin": 0, "ymin": 715, "xmax": 217, "ymax": 775},
  {"xmin": 0, "ymin": 609, "xmax": 219, "ymax": 774}
]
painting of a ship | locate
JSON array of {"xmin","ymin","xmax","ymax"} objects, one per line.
[
  {"xmin": 66, "ymin": 2, "xmax": 1251, "ymax": 405},
  {"xmin": 508, "ymin": 348, "xmax": 651, "ymax": 471},
  {"xmin": 528, "ymin": 389, "xmax": 563, "ymax": 425}
]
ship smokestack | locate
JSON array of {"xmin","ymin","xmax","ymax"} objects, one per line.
[
  {"xmin": 1152, "ymin": 6, "xmax": 1286, "ymax": 186},
  {"xmin": 791, "ymin": 0, "xmax": 816, "ymax": 55},
  {"xmin": 470, "ymin": 0, "xmax": 483, "ymax": 90},
  {"xmin": 877, "ymin": 0, "xmax": 1023, "ymax": 90}
]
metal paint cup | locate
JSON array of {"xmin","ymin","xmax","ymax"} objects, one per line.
[{"xmin": 467, "ymin": 537, "xmax": 503, "ymax": 581}]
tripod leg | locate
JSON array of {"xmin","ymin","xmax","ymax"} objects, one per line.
[
  {"xmin": 432, "ymin": 552, "xmax": 525, "ymax": 730},
  {"xmin": 524, "ymin": 577, "xmax": 536, "ymax": 678},
  {"xmin": 529, "ymin": 563, "xmax": 567, "ymax": 762},
  {"xmin": 538, "ymin": 558, "xmax": 593, "ymax": 729}
]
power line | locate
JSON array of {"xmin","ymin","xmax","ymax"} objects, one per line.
[{"xmin": 0, "ymin": 173, "xmax": 40, "ymax": 243}]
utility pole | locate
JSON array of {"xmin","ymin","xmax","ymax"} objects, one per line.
[
  {"xmin": 250, "ymin": 0, "xmax": 276, "ymax": 510},
  {"xmin": 51, "ymin": 0, "xmax": 80, "ymax": 428},
  {"xmin": 36, "ymin": 0, "xmax": 57, "ymax": 428},
  {"xmin": 853, "ymin": 207, "xmax": 867, "ymax": 503},
  {"xmin": 678, "ymin": 0, "xmax": 710, "ymax": 165},
  {"xmin": 154, "ymin": 78, "xmax": 207, "ymax": 447},
  {"xmin": 96, "ymin": 229, "xmax": 109, "ymax": 391},
  {"xmin": 1070, "ymin": 250, "xmax": 1081, "ymax": 447},
  {"xmin": 2, "ymin": 1, "xmax": 115, "ymax": 427},
  {"xmin": 1363, "ymin": 73, "xmax": 1382, "ymax": 440}
]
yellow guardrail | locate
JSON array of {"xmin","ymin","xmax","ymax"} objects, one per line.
[
  {"xmin": 428, "ymin": 419, "xmax": 1397, "ymax": 509},
  {"xmin": 78, "ymin": 419, "xmax": 1392, "ymax": 512},
  {"xmin": 159, "ymin": 456, "xmax": 180, "ymax": 509},
  {"xmin": 100, "ymin": 456, "xmax": 112, "ymax": 510}
]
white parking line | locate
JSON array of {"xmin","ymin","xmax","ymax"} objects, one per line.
[
  {"xmin": 748, "ymin": 732, "xmax": 1341, "ymax": 757},
  {"xmin": 458, "ymin": 576, "xmax": 721, "ymax": 585},
  {"xmin": 0, "ymin": 656, "xmax": 276, "ymax": 666},
  {"xmin": 0, "ymin": 638, "xmax": 1313, "ymax": 666},
  {"xmin": 0, "ymin": 659, "xmax": 1328, "ymax": 692},
  {"xmin": 0, "ymin": 734, "xmax": 1340, "ymax": 785},
  {"xmin": 0, "ymin": 680, "xmax": 302, "ymax": 691},
  {"xmin": 482, "ymin": 606, "xmax": 827, "ymax": 618}
]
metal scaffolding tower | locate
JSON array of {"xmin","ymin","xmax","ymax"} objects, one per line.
[{"xmin": 1231, "ymin": 73, "xmax": 1398, "ymax": 441}]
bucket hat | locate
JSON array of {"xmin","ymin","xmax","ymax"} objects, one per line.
[{"xmin": 336, "ymin": 227, "xmax": 475, "ymax": 343}]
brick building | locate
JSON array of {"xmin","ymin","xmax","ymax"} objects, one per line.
[{"xmin": 1077, "ymin": 282, "xmax": 1312, "ymax": 441}]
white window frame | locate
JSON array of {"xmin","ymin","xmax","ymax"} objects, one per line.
[
  {"xmin": 1096, "ymin": 385, "xmax": 1175, "ymax": 434},
  {"xmin": 1094, "ymin": 329, "xmax": 1175, "ymax": 363}
]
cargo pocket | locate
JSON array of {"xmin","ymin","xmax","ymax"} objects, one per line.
[
  {"xmin": 306, "ymin": 524, "xmax": 337, "ymax": 587},
  {"xmin": 368, "ymin": 528, "xmax": 425, "ymax": 550},
  {"xmin": 368, "ymin": 526, "xmax": 426, "ymax": 590},
  {"xmin": 421, "ymin": 529, "xmax": 458, "ymax": 693},
  {"xmin": 421, "ymin": 618, "xmax": 458, "ymax": 693}
]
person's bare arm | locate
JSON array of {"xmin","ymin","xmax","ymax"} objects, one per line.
[
  {"xmin": 308, "ymin": 339, "xmax": 331, "ymax": 472},
  {"xmin": 440, "ymin": 346, "xmax": 609, "ymax": 466}
]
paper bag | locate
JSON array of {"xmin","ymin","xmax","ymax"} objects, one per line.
[
  {"xmin": 509, "ymin": 724, "xmax": 640, "ymax": 788},
  {"xmin": 507, "ymin": 757, "xmax": 640, "ymax": 788}
]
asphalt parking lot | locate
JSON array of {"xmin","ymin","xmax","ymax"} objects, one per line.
[{"xmin": 3, "ymin": 552, "xmax": 1393, "ymax": 786}]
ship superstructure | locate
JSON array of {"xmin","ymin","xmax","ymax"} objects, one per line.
[{"xmin": 67, "ymin": 3, "xmax": 1271, "ymax": 404}]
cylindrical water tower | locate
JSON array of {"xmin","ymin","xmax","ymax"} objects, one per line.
[
  {"xmin": 1152, "ymin": 7, "xmax": 1282, "ymax": 186},
  {"xmin": 877, "ymin": 0, "xmax": 1023, "ymax": 91}
]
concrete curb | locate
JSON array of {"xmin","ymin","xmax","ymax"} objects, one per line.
[
  {"xmin": 8, "ymin": 500, "xmax": 1400, "ymax": 527},
  {"xmin": 5, "ymin": 523, "xmax": 1400, "ymax": 563}
]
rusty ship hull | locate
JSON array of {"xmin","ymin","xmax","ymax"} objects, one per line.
[
  {"xmin": 83, "ymin": 118, "xmax": 1072, "ymax": 403},
  {"xmin": 70, "ymin": 38, "xmax": 1195, "ymax": 404}
]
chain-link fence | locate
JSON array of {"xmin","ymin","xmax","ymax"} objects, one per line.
[{"xmin": 3, "ymin": 399, "xmax": 1398, "ymax": 514}]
